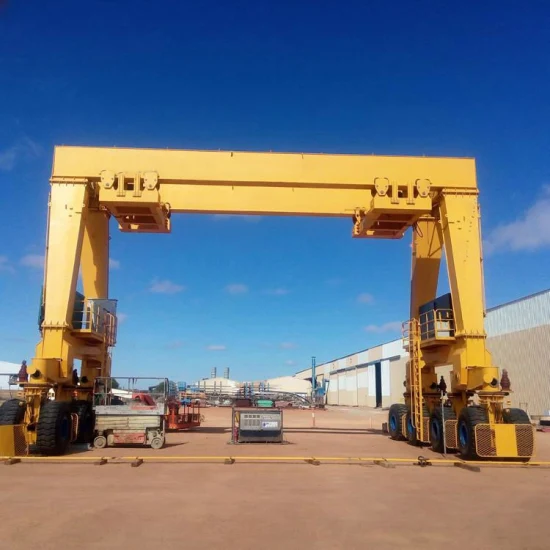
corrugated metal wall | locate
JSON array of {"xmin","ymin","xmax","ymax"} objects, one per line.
[
  {"xmin": 485, "ymin": 290, "xmax": 550, "ymax": 337},
  {"xmin": 487, "ymin": 325, "xmax": 550, "ymax": 416}
]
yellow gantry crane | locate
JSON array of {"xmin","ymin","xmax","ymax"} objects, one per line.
[{"xmin": 0, "ymin": 146, "xmax": 535, "ymax": 459}]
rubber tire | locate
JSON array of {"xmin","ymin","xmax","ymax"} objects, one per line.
[
  {"xmin": 406, "ymin": 406, "xmax": 429, "ymax": 446},
  {"xmin": 457, "ymin": 405, "xmax": 488, "ymax": 460},
  {"xmin": 388, "ymin": 404, "xmax": 407, "ymax": 440},
  {"xmin": 71, "ymin": 400, "xmax": 95, "ymax": 444},
  {"xmin": 503, "ymin": 408, "xmax": 531, "ymax": 425},
  {"xmin": 150, "ymin": 437, "xmax": 164, "ymax": 450},
  {"xmin": 0, "ymin": 399, "xmax": 26, "ymax": 425},
  {"xmin": 36, "ymin": 401, "xmax": 72, "ymax": 456},
  {"xmin": 503, "ymin": 408, "xmax": 532, "ymax": 463},
  {"xmin": 430, "ymin": 406, "xmax": 456, "ymax": 453},
  {"xmin": 93, "ymin": 435, "xmax": 107, "ymax": 449}
]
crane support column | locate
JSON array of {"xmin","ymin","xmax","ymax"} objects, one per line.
[
  {"xmin": 406, "ymin": 216, "xmax": 443, "ymax": 440},
  {"xmin": 438, "ymin": 191, "xmax": 498, "ymax": 397},
  {"xmin": 80, "ymin": 204, "xmax": 112, "ymax": 387},
  {"xmin": 29, "ymin": 182, "xmax": 89, "ymax": 387}
]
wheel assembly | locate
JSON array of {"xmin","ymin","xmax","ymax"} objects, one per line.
[
  {"xmin": 405, "ymin": 410, "xmax": 419, "ymax": 445},
  {"xmin": 502, "ymin": 408, "xmax": 531, "ymax": 425},
  {"xmin": 457, "ymin": 406, "xmax": 488, "ymax": 460},
  {"xmin": 0, "ymin": 399, "xmax": 26, "ymax": 425},
  {"xmin": 71, "ymin": 400, "xmax": 95, "ymax": 444},
  {"xmin": 36, "ymin": 400, "xmax": 72, "ymax": 456},
  {"xmin": 93, "ymin": 435, "xmax": 107, "ymax": 449},
  {"xmin": 150, "ymin": 437, "xmax": 164, "ymax": 450},
  {"xmin": 388, "ymin": 404, "xmax": 407, "ymax": 440},
  {"xmin": 429, "ymin": 406, "xmax": 456, "ymax": 453}
]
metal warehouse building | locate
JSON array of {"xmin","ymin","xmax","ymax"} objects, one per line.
[{"xmin": 296, "ymin": 288, "xmax": 550, "ymax": 417}]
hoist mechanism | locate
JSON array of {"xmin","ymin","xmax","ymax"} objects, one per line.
[{"xmin": 3, "ymin": 146, "xmax": 533, "ymax": 459}]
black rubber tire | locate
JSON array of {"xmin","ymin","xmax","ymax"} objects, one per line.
[
  {"xmin": 503, "ymin": 408, "xmax": 531, "ymax": 425},
  {"xmin": 430, "ymin": 406, "xmax": 457, "ymax": 453},
  {"xmin": 36, "ymin": 401, "xmax": 72, "ymax": 456},
  {"xmin": 0, "ymin": 399, "xmax": 26, "ymax": 425},
  {"xmin": 71, "ymin": 400, "xmax": 95, "ymax": 444},
  {"xmin": 388, "ymin": 404, "xmax": 408, "ymax": 440},
  {"xmin": 457, "ymin": 405, "xmax": 488, "ymax": 460},
  {"xmin": 405, "ymin": 406, "xmax": 430, "ymax": 446},
  {"xmin": 503, "ymin": 407, "xmax": 532, "ymax": 463}
]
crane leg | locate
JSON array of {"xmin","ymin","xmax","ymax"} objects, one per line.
[
  {"xmin": 80, "ymin": 205, "xmax": 111, "ymax": 391},
  {"xmin": 24, "ymin": 183, "xmax": 89, "ymax": 449}
]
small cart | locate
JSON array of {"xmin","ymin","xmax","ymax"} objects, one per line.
[{"xmin": 92, "ymin": 377, "xmax": 168, "ymax": 450}]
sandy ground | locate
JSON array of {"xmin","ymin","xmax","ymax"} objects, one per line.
[{"xmin": 1, "ymin": 406, "xmax": 549, "ymax": 550}]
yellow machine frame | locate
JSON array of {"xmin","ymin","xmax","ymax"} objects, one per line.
[{"xmin": 12, "ymin": 145, "xmax": 532, "ymax": 459}]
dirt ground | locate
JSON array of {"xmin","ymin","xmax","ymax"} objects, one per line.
[{"xmin": 1, "ymin": 406, "xmax": 549, "ymax": 550}]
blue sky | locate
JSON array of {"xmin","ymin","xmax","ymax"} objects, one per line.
[{"xmin": 1, "ymin": 1, "xmax": 549, "ymax": 382}]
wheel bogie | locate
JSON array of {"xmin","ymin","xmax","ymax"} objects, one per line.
[
  {"xmin": 429, "ymin": 406, "xmax": 457, "ymax": 453},
  {"xmin": 405, "ymin": 406, "xmax": 430, "ymax": 446},
  {"xmin": 36, "ymin": 400, "xmax": 72, "ymax": 456},
  {"xmin": 457, "ymin": 405, "xmax": 488, "ymax": 460},
  {"xmin": 388, "ymin": 404, "xmax": 407, "ymax": 440},
  {"xmin": 71, "ymin": 400, "xmax": 95, "ymax": 444}
]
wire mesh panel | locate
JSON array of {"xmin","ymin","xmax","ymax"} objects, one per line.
[
  {"xmin": 0, "ymin": 425, "xmax": 28, "ymax": 456},
  {"xmin": 13, "ymin": 425, "xmax": 29, "ymax": 456},
  {"xmin": 445, "ymin": 420, "xmax": 458, "ymax": 449},
  {"xmin": 475, "ymin": 424, "xmax": 498, "ymax": 457},
  {"xmin": 421, "ymin": 417, "xmax": 430, "ymax": 443},
  {"xmin": 516, "ymin": 425, "xmax": 535, "ymax": 457},
  {"xmin": 475, "ymin": 424, "xmax": 535, "ymax": 458}
]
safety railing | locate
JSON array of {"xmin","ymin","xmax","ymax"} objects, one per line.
[
  {"xmin": 72, "ymin": 298, "xmax": 118, "ymax": 346},
  {"xmin": 419, "ymin": 308, "xmax": 455, "ymax": 342}
]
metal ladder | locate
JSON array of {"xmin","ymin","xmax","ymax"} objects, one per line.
[{"xmin": 409, "ymin": 319, "xmax": 424, "ymax": 441}]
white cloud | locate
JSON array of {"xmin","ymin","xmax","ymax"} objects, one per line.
[
  {"xmin": 0, "ymin": 137, "xmax": 42, "ymax": 171},
  {"xmin": 211, "ymin": 214, "xmax": 262, "ymax": 223},
  {"xmin": 0, "ymin": 256, "xmax": 15, "ymax": 274},
  {"xmin": 484, "ymin": 186, "xmax": 550, "ymax": 254},
  {"xmin": 357, "ymin": 293, "xmax": 374, "ymax": 304},
  {"xmin": 285, "ymin": 360, "xmax": 296, "ymax": 366},
  {"xmin": 364, "ymin": 321, "xmax": 402, "ymax": 334},
  {"xmin": 266, "ymin": 288, "xmax": 290, "ymax": 296},
  {"xmin": 20, "ymin": 254, "xmax": 44, "ymax": 269},
  {"xmin": 225, "ymin": 283, "xmax": 248, "ymax": 295},
  {"xmin": 280, "ymin": 342, "xmax": 297, "ymax": 349},
  {"xmin": 117, "ymin": 313, "xmax": 128, "ymax": 323},
  {"xmin": 149, "ymin": 279, "xmax": 185, "ymax": 294},
  {"xmin": 109, "ymin": 258, "xmax": 121, "ymax": 270},
  {"xmin": 207, "ymin": 344, "xmax": 226, "ymax": 351}
]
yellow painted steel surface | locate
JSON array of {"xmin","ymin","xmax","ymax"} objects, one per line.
[
  {"xmin": 20, "ymin": 144, "xmax": 525, "ymax": 459},
  {"xmin": 52, "ymin": 146, "xmax": 477, "ymax": 191},
  {"xmin": 0, "ymin": 426, "xmax": 16, "ymax": 456}
]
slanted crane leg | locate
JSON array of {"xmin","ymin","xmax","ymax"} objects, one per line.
[
  {"xmin": 438, "ymin": 193, "xmax": 498, "ymax": 400},
  {"xmin": 25, "ymin": 182, "xmax": 89, "ymax": 446},
  {"xmin": 437, "ymin": 192, "xmax": 524, "ymax": 460},
  {"xmin": 405, "ymin": 217, "xmax": 442, "ymax": 443},
  {"xmin": 80, "ymin": 206, "xmax": 111, "ymax": 389}
]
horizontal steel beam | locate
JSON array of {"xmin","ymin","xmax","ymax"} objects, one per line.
[{"xmin": 52, "ymin": 146, "xmax": 477, "ymax": 191}]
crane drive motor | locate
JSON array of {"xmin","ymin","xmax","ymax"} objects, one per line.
[{"xmin": 231, "ymin": 407, "xmax": 283, "ymax": 443}]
